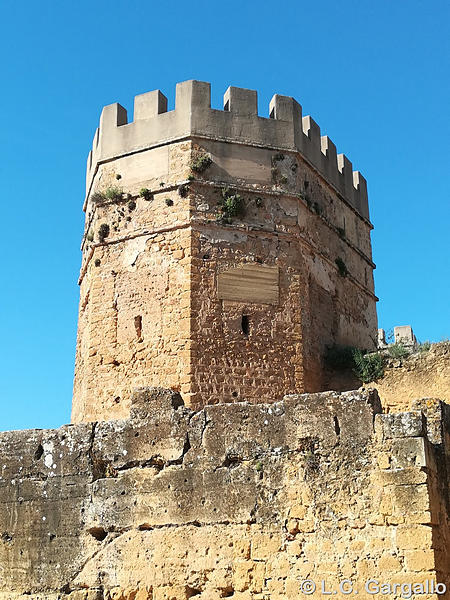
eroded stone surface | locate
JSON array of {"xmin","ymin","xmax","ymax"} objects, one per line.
[
  {"xmin": 1, "ymin": 388, "xmax": 449, "ymax": 599},
  {"xmin": 73, "ymin": 86, "xmax": 377, "ymax": 422}
]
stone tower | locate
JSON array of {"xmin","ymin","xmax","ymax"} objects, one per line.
[{"xmin": 72, "ymin": 80, "xmax": 377, "ymax": 423}]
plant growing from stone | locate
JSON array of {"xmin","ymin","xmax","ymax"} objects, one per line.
[
  {"xmin": 104, "ymin": 186, "xmax": 123, "ymax": 201},
  {"xmin": 271, "ymin": 154, "xmax": 289, "ymax": 186},
  {"xmin": 217, "ymin": 187, "xmax": 245, "ymax": 224},
  {"xmin": 91, "ymin": 191, "xmax": 106, "ymax": 205},
  {"xmin": 190, "ymin": 152, "xmax": 212, "ymax": 174},
  {"xmin": 324, "ymin": 344, "xmax": 385, "ymax": 383},
  {"xmin": 178, "ymin": 184, "xmax": 189, "ymax": 198},
  {"xmin": 271, "ymin": 167, "xmax": 289, "ymax": 185},
  {"xmin": 139, "ymin": 188, "xmax": 153, "ymax": 201},
  {"xmin": 312, "ymin": 202, "xmax": 322, "ymax": 215},
  {"xmin": 98, "ymin": 223, "xmax": 110, "ymax": 242}
]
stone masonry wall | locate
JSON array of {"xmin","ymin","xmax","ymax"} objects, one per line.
[
  {"xmin": 72, "ymin": 141, "xmax": 194, "ymax": 422},
  {"xmin": 188, "ymin": 137, "xmax": 376, "ymax": 405},
  {"xmin": 2, "ymin": 388, "xmax": 449, "ymax": 600},
  {"xmin": 73, "ymin": 107, "xmax": 377, "ymax": 421},
  {"xmin": 369, "ymin": 343, "xmax": 450, "ymax": 413}
]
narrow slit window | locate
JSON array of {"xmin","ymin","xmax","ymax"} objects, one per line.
[
  {"xmin": 241, "ymin": 315, "xmax": 250, "ymax": 336},
  {"xmin": 134, "ymin": 315, "xmax": 142, "ymax": 339}
]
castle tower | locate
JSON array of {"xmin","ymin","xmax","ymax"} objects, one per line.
[{"xmin": 72, "ymin": 80, "xmax": 377, "ymax": 423}]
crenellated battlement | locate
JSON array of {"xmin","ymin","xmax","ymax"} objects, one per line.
[{"xmin": 86, "ymin": 80, "xmax": 369, "ymax": 220}]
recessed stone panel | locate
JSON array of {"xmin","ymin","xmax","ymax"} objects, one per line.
[{"xmin": 217, "ymin": 264, "xmax": 279, "ymax": 305}]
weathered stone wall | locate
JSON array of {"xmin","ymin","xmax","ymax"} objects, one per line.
[
  {"xmin": 188, "ymin": 137, "xmax": 376, "ymax": 406},
  {"xmin": 73, "ymin": 83, "xmax": 377, "ymax": 421},
  {"xmin": 2, "ymin": 388, "xmax": 449, "ymax": 599},
  {"xmin": 72, "ymin": 140, "xmax": 194, "ymax": 422},
  {"xmin": 369, "ymin": 343, "xmax": 450, "ymax": 413}
]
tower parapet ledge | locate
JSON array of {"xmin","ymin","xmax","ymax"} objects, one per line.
[{"xmin": 86, "ymin": 80, "xmax": 369, "ymax": 221}]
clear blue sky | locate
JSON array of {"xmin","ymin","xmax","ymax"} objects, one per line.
[{"xmin": 0, "ymin": 0, "xmax": 448, "ymax": 431}]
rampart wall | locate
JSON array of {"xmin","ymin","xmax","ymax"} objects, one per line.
[{"xmin": 2, "ymin": 388, "xmax": 449, "ymax": 599}]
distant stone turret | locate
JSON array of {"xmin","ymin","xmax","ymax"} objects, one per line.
[
  {"xmin": 72, "ymin": 80, "xmax": 377, "ymax": 423},
  {"xmin": 378, "ymin": 325, "xmax": 418, "ymax": 350}
]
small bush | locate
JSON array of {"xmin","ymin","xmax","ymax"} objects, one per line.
[
  {"xmin": 128, "ymin": 200, "xmax": 136, "ymax": 211},
  {"xmin": 104, "ymin": 186, "xmax": 123, "ymax": 201},
  {"xmin": 178, "ymin": 184, "xmax": 189, "ymax": 198},
  {"xmin": 335, "ymin": 257, "xmax": 349, "ymax": 277},
  {"xmin": 325, "ymin": 345, "xmax": 385, "ymax": 383},
  {"xmin": 165, "ymin": 198, "xmax": 174, "ymax": 207},
  {"xmin": 139, "ymin": 188, "xmax": 153, "ymax": 201},
  {"xmin": 190, "ymin": 153, "xmax": 212, "ymax": 173},
  {"xmin": 98, "ymin": 223, "xmax": 110, "ymax": 242},
  {"xmin": 271, "ymin": 154, "xmax": 290, "ymax": 185},
  {"xmin": 91, "ymin": 191, "xmax": 106, "ymax": 204},
  {"xmin": 217, "ymin": 187, "xmax": 245, "ymax": 223},
  {"xmin": 418, "ymin": 341, "xmax": 431, "ymax": 352},
  {"xmin": 353, "ymin": 349, "xmax": 385, "ymax": 383},
  {"xmin": 187, "ymin": 174, "xmax": 195, "ymax": 181},
  {"xmin": 86, "ymin": 231, "xmax": 94, "ymax": 242},
  {"xmin": 115, "ymin": 174, "xmax": 122, "ymax": 180},
  {"xmin": 159, "ymin": 182, "xmax": 165, "ymax": 188},
  {"xmin": 388, "ymin": 343, "xmax": 410, "ymax": 359}
]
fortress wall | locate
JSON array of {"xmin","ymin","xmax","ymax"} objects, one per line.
[
  {"xmin": 73, "ymin": 140, "xmax": 196, "ymax": 423},
  {"xmin": 72, "ymin": 226, "xmax": 192, "ymax": 423},
  {"xmin": 2, "ymin": 388, "xmax": 448, "ymax": 600},
  {"xmin": 187, "ymin": 137, "xmax": 377, "ymax": 402},
  {"xmin": 81, "ymin": 140, "xmax": 193, "ymax": 265},
  {"xmin": 74, "ymin": 82, "xmax": 376, "ymax": 422},
  {"xmin": 189, "ymin": 224, "xmax": 375, "ymax": 404},
  {"xmin": 74, "ymin": 141, "xmax": 377, "ymax": 418},
  {"xmin": 193, "ymin": 137, "xmax": 373, "ymax": 263},
  {"xmin": 369, "ymin": 344, "xmax": 450, "ymax": 413},
  {"xmin": 189, "ymin": 227, "xmax": 305, "ymax": 406}
]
